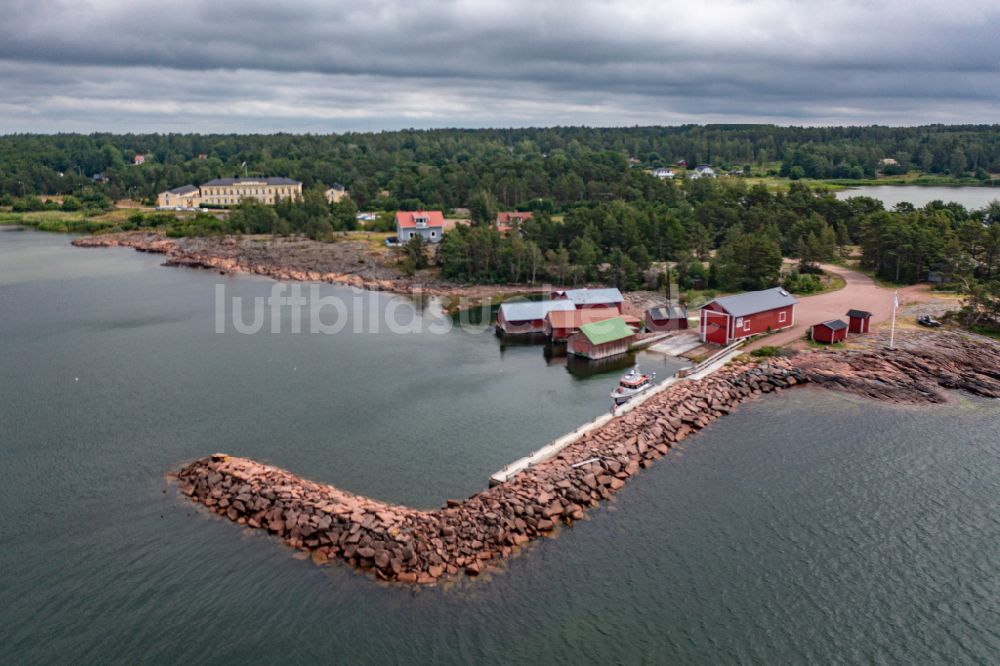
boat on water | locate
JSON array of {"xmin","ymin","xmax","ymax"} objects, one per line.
[{"xmin": 611, "ymin": 366, "xmax": 656, "ymax": 405}]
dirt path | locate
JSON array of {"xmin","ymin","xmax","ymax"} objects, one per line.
[{"xmin": 745, "ymin": 264, "xmax": 927, "ymax": 351}]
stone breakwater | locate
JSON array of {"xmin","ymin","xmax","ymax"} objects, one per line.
[{"xmin": 176, "ymin": 333, "xmax": 1000, "ymax": 585}]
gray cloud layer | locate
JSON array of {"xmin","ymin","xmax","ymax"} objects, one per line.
[{"xmin": 1, "ymin": 0, "xmax": 998, "ymax": 132}]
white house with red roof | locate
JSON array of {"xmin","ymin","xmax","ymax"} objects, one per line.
[
  {"xmin": 496, "ymin": 211, "xmax": 532, "ymax": 234},
  {"xmin": 396, "ymin": 210, "xmax": 446, "ymax": 243}
]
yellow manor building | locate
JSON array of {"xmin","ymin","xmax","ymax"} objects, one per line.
[{"xmin": 157, "ymin": 177, "xmax": 303, "ymax": 209}]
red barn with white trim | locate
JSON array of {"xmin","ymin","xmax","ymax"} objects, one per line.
[{"xmin": 699, "ymin": 287, "xmax": 798, "ymax": 345}]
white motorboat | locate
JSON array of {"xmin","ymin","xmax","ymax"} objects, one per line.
[{"xmin": 611, "ymin": 366, "xmax": 656, "ymax": 405}]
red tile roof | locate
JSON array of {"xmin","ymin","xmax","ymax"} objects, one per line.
[
  {"xmin": 396, "ymin": 211, "xmax": 446, "ymax": 229},
  {"xmin": 497, "ymin": 211, "xmax": 533, "ymax": 224},
  {"xmin": 546, "ymin": 307, "xmax": 622, "ymax": 330}
]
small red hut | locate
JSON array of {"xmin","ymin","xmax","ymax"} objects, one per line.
[
  {"xmin": 846, "ymin": 309, "xmax": 872, "ymax": 334},
  {"xmin": 645, "ymin": 305, "xmax": 689, "ymax": 332},
  {"xmin": 812, "ymin": 319, "xmax": 848, "ymax": 344}
]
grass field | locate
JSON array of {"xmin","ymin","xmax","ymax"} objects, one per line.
[{"xmin": 0, "ymin": 209, "xmax": 137, "ymax": 233}]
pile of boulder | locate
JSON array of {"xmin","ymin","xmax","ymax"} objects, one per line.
[{"xmin": 176, "ymin": 332, "xmax": 1000, "ymax": 585}]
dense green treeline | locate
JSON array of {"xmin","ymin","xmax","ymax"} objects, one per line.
[
  {"xmin": 3, "ymin": 125, "xmax": 1000, "ymax": 208},
  {"xmin": 437, "ymin": 178, "xmax": 1000, "ymax": 324},
  {"xmin": 440, "ymin": 180, "xmax": 852, "ymax": 289}
]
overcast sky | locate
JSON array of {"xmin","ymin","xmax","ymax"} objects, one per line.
[{"xmin": 1, "ymin": 0, "xmax": 998, "ymax": 133}]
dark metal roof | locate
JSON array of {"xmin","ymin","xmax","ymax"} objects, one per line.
[
  {"xmin": 648, "ymin": 305, "xmax": 688, "ymax": 320},
  {"xmin": 166, "ymin": 184, "xmax": 199, "ymax": 195},
  {"xmin": 202, "ymin": 177, "xmax": 301, "ymax": 186},
  {"xmin": 817, "ymin": 319, "xmax": 848, "ymax": 331},
  {"xmin": 704, "ymin": 287, "xmax": 797, "ymax": 317},
  {"xmin": 846, "ymin": 309, "xmax": 872, "ymax": 319}
]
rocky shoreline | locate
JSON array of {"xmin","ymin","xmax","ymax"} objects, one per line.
[
  {"xmin": 71, "ymin": 232, "xmax": 544, "ymax": 309},
  {"xmin": 176, "ymin": 332, "xmax": 1000, "ymax": 585}
]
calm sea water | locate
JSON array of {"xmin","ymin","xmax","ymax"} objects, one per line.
[
  {"xmin": 836, "ymin": 185, "xmax": 1000, "ymax": 210},
  {"xmin": 2, "ymin": 229, "xmax": 999, "ymax": 664}
]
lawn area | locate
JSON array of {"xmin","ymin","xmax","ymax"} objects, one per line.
[
  {"xmin": 737, "ymin": 170, "xmax": 999, "ymax": 192},
  {"xmin": 0, "ymin": 209, "xmax": 135, "ymax": 233},
  {"xmin": 741, "ymin": 176, "xmax": 844, "ymax": 192}
]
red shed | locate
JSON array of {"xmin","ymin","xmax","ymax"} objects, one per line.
[
  {"xmin": 645, "ymin": 304, "xmax": 689, "ymax": 332},
  {"xmin": 699, "ymin": 287, "xmax": 798, "ymax": 345},
  {"xmin": 812, "ymin": 319, "xmax": 848, "ymax": 344},
  {"xmin": 846, "ymin": 309, "xmax": 872, "ymax": 334}
]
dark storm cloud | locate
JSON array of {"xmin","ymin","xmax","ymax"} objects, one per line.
[{"xmin": 0, "ymin": 0, "xmax": 998, "ymax": 131}]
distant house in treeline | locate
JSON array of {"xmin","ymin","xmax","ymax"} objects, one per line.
[
  {"xmin": 325, "ymin": 183, "xmax": 348, "ymax": 203},
  {"xmin": 155, "ymin": 177, "xmax": 303, "ymax": 209},
  {"xmin": 396, "ymin": 210, "xmax": 445, "ymax": 243},
  {"xmin": 157, "ymin": 185, "xmax": 201, "ymax": 209},
  {"xmin": 496, "ymin": 211, "xmax": 532, "ymax": 234},
  {"xmin": 133, "ymin": 154, "xmax": 146, "ymax": 165}
]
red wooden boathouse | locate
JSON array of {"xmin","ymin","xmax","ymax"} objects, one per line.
[
  {"xmin": 545, "ymin": 307, "xmax": 632, "ymax": 342},
  {"xmin": 566, "ymin": 317, "xmax": 636, "ymax": 360},
  {"xmin": 699, "ymin": 287, "xmax": 797, "ymax": 345},
  {"xmin": 496, "ymin": 300, "xmax": 575, "ymax": 336}
]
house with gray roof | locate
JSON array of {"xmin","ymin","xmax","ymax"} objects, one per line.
[
  {"xmin": 157, "ymin": 184, "xmax": 202, "ymax": 209},
  {"xmin": 699, "ymin": 287, "xmax": 797, "ymax": 345}
]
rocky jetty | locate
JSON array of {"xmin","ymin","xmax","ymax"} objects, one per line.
[{"xmin": 176, "ymin": 333, "xmax": 999, "ymax": 585}]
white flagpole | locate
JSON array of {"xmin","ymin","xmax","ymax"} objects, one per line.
[{"xmin": 889, "ymin": 290, "xmax": 899, "ymax": 349}]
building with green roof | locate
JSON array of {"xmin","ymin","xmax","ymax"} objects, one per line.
[{"xmin": 566, "ymin": 316, "xmax": 637, "ymax": 360}]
